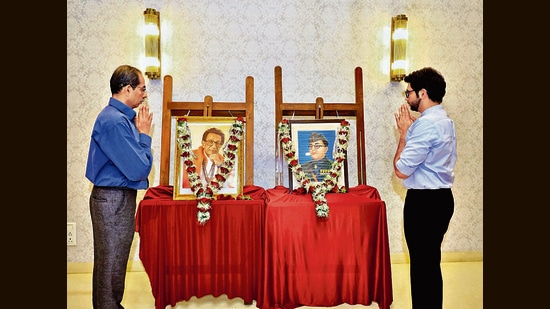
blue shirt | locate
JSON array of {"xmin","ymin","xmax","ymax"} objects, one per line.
[
  {"xmin": 85, "ymin": 98, "xmax": 153, "ymax": 190},
  {"xmin": 396, "ymin": 104, "xmax": 457, "ymax": 189}
]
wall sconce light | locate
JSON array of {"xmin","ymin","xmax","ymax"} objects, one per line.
[
  {"xmin": 390, "ymin": 14, "xmax": 408, "ymax": 82},
  {"xmin": 144, "ymin": 8, "xmax": 161, "ymax": 80}
]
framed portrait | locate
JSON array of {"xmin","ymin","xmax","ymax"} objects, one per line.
[
  {"xmin": 288, "ymin": 119, "xmax": 349, "ymax": 190},
  {"xmin": 174, "ymin": 116, "xmax": 244, "ymax": 200}
]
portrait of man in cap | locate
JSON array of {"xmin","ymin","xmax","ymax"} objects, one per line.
[{"xmin": 301, "ymin": 132, "xmax": 333, "ymax": 182}]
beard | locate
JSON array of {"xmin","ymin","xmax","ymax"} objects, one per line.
[{"xmin": 409, "ymin": 99, "xmax": 420, "ymax": 112}]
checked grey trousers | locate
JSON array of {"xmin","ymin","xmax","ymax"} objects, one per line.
[{"xmin": 89, "ymin": 186, "xmax": 137, "ymax": 309}]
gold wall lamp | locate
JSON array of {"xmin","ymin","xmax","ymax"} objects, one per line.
[
  {"xmin": 144, "ymin": 8, "xmax": 161, "ymax": 80},
  {"xmin": 390, "ymin": 14, "xmax": 408, "ymax": 82}
]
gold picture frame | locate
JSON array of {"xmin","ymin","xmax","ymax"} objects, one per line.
[
  {"xmin": 288, "ymin": 119, "xmax": 349, "ymax": 190},
  {"xmin": 174, "ymin": 116, "xmax": 244, "ymax": 200}
]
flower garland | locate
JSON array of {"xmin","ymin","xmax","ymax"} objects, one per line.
[
  {"xmin": 176, "ymin": 117, "xmax": 246, "ymax": 225},
  {"xmin": 277, "ymin": 119, "xmax": 350, "ymax": 218}
]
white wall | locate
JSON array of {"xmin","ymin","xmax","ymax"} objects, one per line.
[{"xmin": 67, "ymin": 0, "xmax": 483, "ymax": 263}]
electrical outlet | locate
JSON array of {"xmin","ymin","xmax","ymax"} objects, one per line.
[{"xmin": 67, "ymin": 222, "xmax": 76, "ymax": 246}]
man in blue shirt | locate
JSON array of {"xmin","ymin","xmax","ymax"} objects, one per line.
[
  {"xmin": 85, "ymin": 65, "xmax": 153, "ymax": 309},
  {"xmin": 393, "ymin": 67, "xmax": 457, "ymax": 309}
]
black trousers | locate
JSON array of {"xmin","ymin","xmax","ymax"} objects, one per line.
[
  {"xmin": 89, "ymin": 186, "xmax": 137, "ymax": 309},
  {"xmin": 404, "ymin": 188, "xmax": 454, "ymax": 309}
]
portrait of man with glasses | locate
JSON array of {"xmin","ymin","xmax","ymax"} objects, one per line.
[
  {"xmin": 181, "ymin": 127, "xmax": 235, "ymax": 188},
  {"xmin": 301, "ymin": 132, "xmax": 334, "ymax": 182}
]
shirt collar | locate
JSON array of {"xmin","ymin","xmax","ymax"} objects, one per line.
[
  {"xmin": 421, "ymin": 104, "xmax": 443, "ymax": 116},
  {"xmin": 108, "ymin": 97, "xmax": 137, "ymax": 119}
]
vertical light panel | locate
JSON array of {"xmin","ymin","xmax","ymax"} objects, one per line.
[
  {"xmin": 144, "ymin": 8, "xmax": 161, "ymax": 80},
  {"xmin": 390, "ymin": 14, "xmax": 408, "ymax": 82}
]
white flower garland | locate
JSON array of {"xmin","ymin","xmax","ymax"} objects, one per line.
[
  {"xmin": 176, "ymin": 117, "xmax": 245, "ymax": 225},
  {"xmin": 277, "ymin": 119, "xmax": 350, "ymax": 218}
]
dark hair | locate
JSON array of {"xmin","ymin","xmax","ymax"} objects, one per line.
[
  {"xmin": 403, "ymin": 67, "xmax": 446, "ymax": 103},
  {"xmin": 202, "ymin": 127, "xmax": 225, "ymax": 144},
  {"xmin": 309, "ymin": 132, "xmax": 328, "ymax": 146},
  {"xmin": 109, "ymin": 65, "xmax": 143, "ymax": 95}
]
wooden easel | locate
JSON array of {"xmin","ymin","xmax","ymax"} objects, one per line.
[
  {"xmin": 274, "ymin": 66, "xmax": 367, "ymax": 185},
  {"xmin": 159, "ymin": 75, "xmax": 255, "ymax": 186}
]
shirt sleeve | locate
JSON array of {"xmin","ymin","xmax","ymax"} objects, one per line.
[
  {"xmin": 395, "ymin": 119, "xmax": 438, "ymax": 177},
  {"xmin": 97, "ymin": 120, "xmax": 153, "ymax": 182}
]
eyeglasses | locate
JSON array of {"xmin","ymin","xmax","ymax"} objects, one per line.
[
  {"xmin": 309, "ymin": 144, "xmax": 326, "ymax": 149},
  {"xmin": 404, "ymin": 89, "xmax": 415, "ymax": 98},
  {"xmin": 204, "ymin": 140, "xmax": 223, "ymax": 147},
  {"xmin": 132, "ymin": 85, "xmax": 147, "ymax": 92}
]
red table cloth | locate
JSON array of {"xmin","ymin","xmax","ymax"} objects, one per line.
[
  {"xmin": 257, "ymin": 185, "xmax": 393, "ymax": 309},
  {"xmin": 135, "ymin": 185, "xmax": 266, "ymax": 309}
]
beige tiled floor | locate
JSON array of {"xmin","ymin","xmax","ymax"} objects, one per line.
[{"xmin": 67, "ymin": 261, "xmax": 482, "ymax": 309}]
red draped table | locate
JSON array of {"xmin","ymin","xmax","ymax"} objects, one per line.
[
  {"xmin": 135, "ymin": 185, "xmax": 266, "ymax": 309},
  {"xmin": 257, "ymin": 185, "xmax": 393, "ymax": 309}
]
